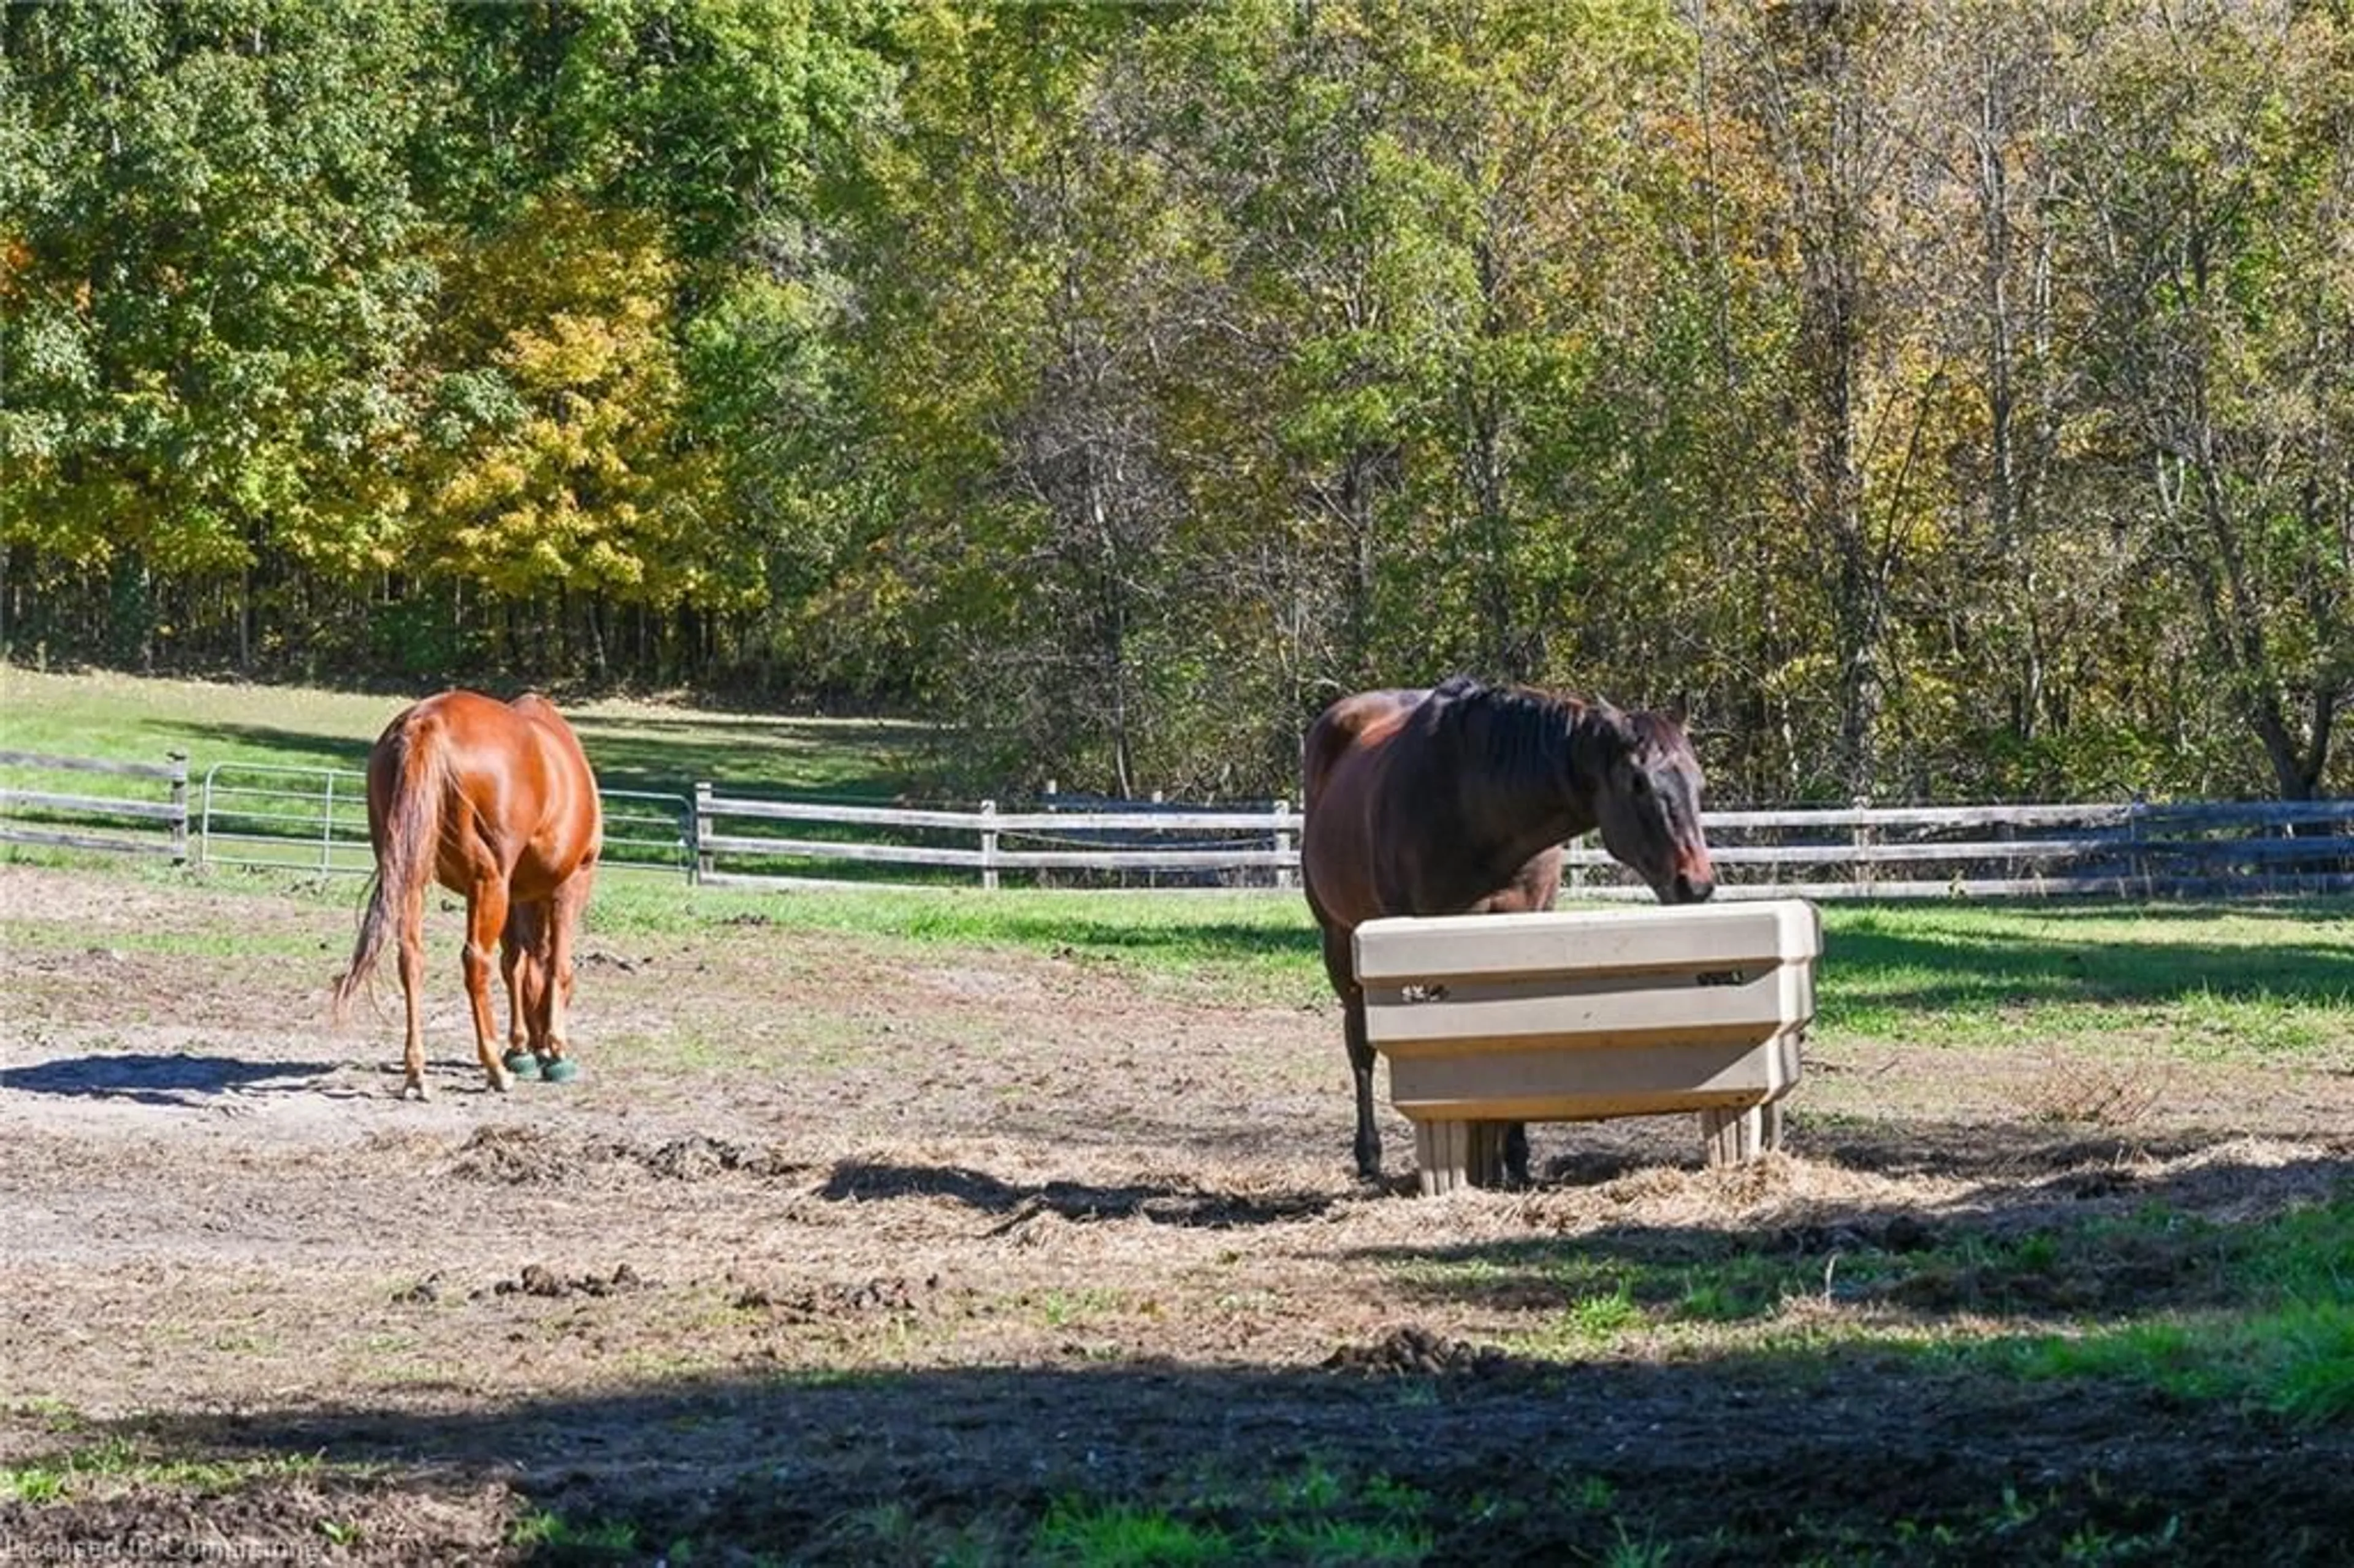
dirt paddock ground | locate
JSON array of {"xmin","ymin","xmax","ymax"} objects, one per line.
[{"xmin": 3, "ymin": 864, "xmax": 2352, "ymax": 1564}]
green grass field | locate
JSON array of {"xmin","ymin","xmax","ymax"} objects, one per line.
[{"xmin": 0, "ymin": 663, "xmax": 935, "ymax": 797}]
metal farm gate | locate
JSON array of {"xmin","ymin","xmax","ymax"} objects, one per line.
[{"xmin": 197, "ymin": 764, "xmax": 693, "ymax": 878}]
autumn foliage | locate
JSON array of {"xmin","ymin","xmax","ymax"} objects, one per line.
[{"xmin": 4, "ymin": 1, "xmax": 2351, "ymax": 803}]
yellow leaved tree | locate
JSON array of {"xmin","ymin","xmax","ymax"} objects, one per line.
[{"xmin": 410, "ymin": 196, "xmax": 743, "ymax": 643}]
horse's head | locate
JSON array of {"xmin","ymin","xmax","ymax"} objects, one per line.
[{"xmin": 1585, "ymin": 706, "xmax": 1716, "ymax": 905}]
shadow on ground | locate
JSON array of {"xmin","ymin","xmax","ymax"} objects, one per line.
[
  {"xmin": 12, "ymin": 1318, "xmax": 2349, "ymax": 1566},
  {"xmin": 0, "ymin": 1051, "xmax": 341, "ymax": 1106},
  {"xmin": 818, "ymin": 1159, "xmax": 1341, "ymax": 1228},
  {"xmin": 2, "ymin": 1131, "xmax": 2349, "ymax": 1563}
]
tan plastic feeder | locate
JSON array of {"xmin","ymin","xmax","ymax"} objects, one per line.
[{"xmin": 1352, "ymin": 900, "xmax": 1822, "ymax": 1195}]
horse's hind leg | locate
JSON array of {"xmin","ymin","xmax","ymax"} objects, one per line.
[
  {"xmin": 538, "ymin": 864, "xmax": 595, "ymax": 1067},
  {"xmin": 397, "ymin": 883, "xmax": 430, "ymax": 1100},
  {"xmin": 460, "ymin": 877, "xmax": 515, "ymax": 1093},
  {"xmin": 500, "ymin": 902, "xmax": 548, "ymax": 1065}
]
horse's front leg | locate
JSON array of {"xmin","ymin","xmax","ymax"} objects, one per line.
[
  {"xmin": 1318, "ymin": 921, "xmax": 1384, "ymax": 1183},
  {"xmin": 460, "ymin": 878, "xmax": 515, "ymax": 1094},
  {"xmin": 1503, "ymin": 1122, "xmax": 1530, "ymax": 1187},
  {"xmin": 1345, "ymin": 986, "xmax": 1383, "ymax": 1183}
]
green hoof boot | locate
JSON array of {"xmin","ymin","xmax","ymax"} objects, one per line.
[
  {"xmin": 503, "ymin": 1051, "xmax": 543, "ymax": 1081},
  {"xmin": 541, "ymin": 1057, "xmax": 581, "ymax": 1085}
]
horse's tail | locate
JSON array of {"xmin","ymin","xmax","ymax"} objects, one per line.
[{"xmin": 332, "ymin": 714, "xmax": 447, "ymax": 1022}]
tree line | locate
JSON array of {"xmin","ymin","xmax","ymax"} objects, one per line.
[{"xmin": 4, "ymin": 0, "xmax": 2350, "ymax": 804}]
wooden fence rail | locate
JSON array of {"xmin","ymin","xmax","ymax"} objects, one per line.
[
  {"xmin": 0, "ymin": 749, "xmax": 188, "ymax": 862},
  {"xmin": 696, "ymin": 786, "xmax": 2354, "ymax": 897},
  {"xmin": 1561, "ymin": 797, "xmax": 2354, "ymax": 900},
  {"xmin": 694, "ymin": 785, "xmax": 1297, "ymax": 891}
]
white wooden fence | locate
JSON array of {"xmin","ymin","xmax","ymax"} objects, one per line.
[
  {"xmin": 696, "ymin": 786, "xmax": 2354, "ymax": 898},
  {"xmin": 8, "ymin": 745, "xmax": 2353, "ymax": 900},
  {"xmin": 693, "ymin": 785, "xmax": 1298, "ymax": 891},
  {"xmin": 1586, "ymin": 797, "xmax": 2354, "ymax": 900},
  {"xmin": 0, "ymin": 750, "xmax": 188, "ymax": 862}
]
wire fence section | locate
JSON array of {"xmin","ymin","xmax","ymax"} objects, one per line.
[
  {"xmin": 199, "ymin": 762, "xmax": 375, "ymax": 875},
  {"xmin": 194, "ymin": 764, "xmax": 693, "ymax": 878}
]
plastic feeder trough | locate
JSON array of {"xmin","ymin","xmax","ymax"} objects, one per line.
[{"xmin": 1352, "ymin": 899, "xmax": 1822, "ymax": 1195}]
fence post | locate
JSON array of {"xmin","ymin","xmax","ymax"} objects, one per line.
[
  {"xmin": 167, "ymin": 750, "xmax": 188, "ymax": 866},
  {"xmin": 197, "ymin": 761, "xmax": 216, "ymax": 869},
  {"xmin": 1272, "ymin": 798, "xmax": 1294, "ymax": 890},
  {"xmin": 980, "ymin": 799, "xmax": 999, "ymax": 891},
  {"xmin": 1148, "ymin": 791, "xmax": 1164, "ymax": 889},
  {"xmin": 1851, "ymin": 794, "xmax": 1873, "ymax": 896},
  {"xmin": 693, "ymin": 783, "xmax": 714, "ymax": 883},
  {"xmin": 320, "ymin": 767, "xmax": 338, "ymax": 873},
  {"xmin": 2129, "ymin": 788, "xmax": 2149, "ymax": 894}
]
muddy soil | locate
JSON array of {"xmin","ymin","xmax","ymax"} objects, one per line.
[{"xmin": 2, "ymin": 865, "xmax": 2350, "ymax": 1565}]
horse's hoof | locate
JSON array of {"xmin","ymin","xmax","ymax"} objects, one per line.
[
  {"xmin": 540, "ymin": 1057, "xmax": 580, "ymax": 1085},
  {"xmin": 402, "ymin": 1082, "xmax": 428, "ymax": 1103},
  {"xmin": 504, "ymin": 1051, "xmax": 543, "ymax": 1082},
  {"xmin": 487, "ymin": 1068, "xmax": 513, "ymax": 1094}
]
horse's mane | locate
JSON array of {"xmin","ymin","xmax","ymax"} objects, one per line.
[{"xmin": 1422, "ymin": 677, "xmax": 1615, "ymax": 799}]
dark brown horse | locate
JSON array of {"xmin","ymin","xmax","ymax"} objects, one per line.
[
  {"xmin": 332, "ymin": 691, "xmax": 602, "ymax": 1098},
  {"xmin": 1300, "ymin": 676, "xmax": 1717, "ymax": 1184}
]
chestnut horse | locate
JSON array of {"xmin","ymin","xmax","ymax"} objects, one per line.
[
  {"xmin": 1300, "ymin": 676, "xmax": 1716, "ymax": 1185},
  {"xmin": 332, "ymin": 691, "xmax": 602, "ymax": 1098}
]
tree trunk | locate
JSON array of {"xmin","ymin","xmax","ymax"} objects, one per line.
[{"xmin": 1759, "ymin": 0, "xmax": 1889, "ymax": 796}]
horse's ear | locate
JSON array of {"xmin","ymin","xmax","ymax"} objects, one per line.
[
  {"xmin": 1599, "ymin": 704, "xmax": 1642, "ymax": 754},
  {"xmin": 1668, "ymin": 691, "xmax": 1692, "ymax": 728}
]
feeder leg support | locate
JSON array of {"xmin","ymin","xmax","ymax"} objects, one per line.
[{"xmin": 1699, "ymin": 1101, "xmax": 1783, "ymax": 1168}]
